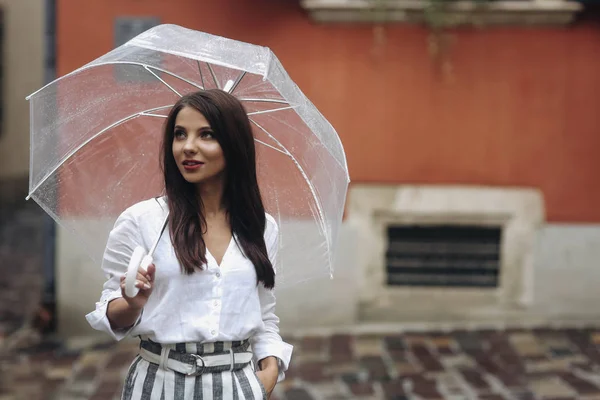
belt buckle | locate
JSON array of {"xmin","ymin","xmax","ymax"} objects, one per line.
[{"xmin": 187, "ymin": 354, "xmax": 206, "ymax": 376}]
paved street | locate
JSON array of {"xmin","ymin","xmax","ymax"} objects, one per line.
[{"xmin": 4, "ymin": 327, "xmax": 600, "ymax": 400}]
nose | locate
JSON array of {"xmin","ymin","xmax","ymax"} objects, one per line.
[{"xmin": 182, "ymin": 137, "xmax": 197, "ymax": 154}]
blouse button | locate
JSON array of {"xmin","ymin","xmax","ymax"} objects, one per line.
[
  {"xmin": 211, "ymin": 330, "xmax": 217, "ymax": 335},
  {"xmin": 216, "ymin": 272, "xmax": 221, "ymax": 278}
]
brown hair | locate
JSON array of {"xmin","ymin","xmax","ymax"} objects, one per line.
[{"xmin": 160, "ymin": 90, "xmax": 275, "ymax": 288}]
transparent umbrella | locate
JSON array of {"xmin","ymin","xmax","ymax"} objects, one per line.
[{"xmin": 26, "ymin": 24, "xmax": 349, "ymax": 287}]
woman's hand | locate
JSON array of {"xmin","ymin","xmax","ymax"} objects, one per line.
[
  {"xmin": 120, "ymin": 264, "xmax": 156, "ymax": 310},
  {"xmin": 256, "ymin": 357, "xmax": 279, "ymax": 398}
]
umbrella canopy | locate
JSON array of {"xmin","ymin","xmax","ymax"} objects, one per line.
[{"xmin": 27, "ymin": 24, "xmax": 349, "ymax": 286}]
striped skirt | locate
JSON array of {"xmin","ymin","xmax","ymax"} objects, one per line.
[{"xmin": 121, "ymin": 339, "xmax": 267, "ymax": 400}]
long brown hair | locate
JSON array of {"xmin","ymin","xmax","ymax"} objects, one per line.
[{"xmin": 160, "ymin": 90, "xmax": 275, "ymax": 289}]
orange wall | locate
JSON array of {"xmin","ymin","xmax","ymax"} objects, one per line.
[{"xmin": 57, "ymin": 0, "xmax": 600, "ymax": 222}]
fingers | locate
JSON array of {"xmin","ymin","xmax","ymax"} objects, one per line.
[
  {"xmin": 119, "ymin": 264, "xmax": 156, "ymax": 294},
  {"xmin": 135, "ymin": 271, "xmax": 151, "ymax": 290},
  {"xmin": 120, "ymin": 278, "xmax": 150, "ymax": 293},
  {"xmin": 137, "ymin": 265, "xmax": 155, "ymax": 282},
  {"xmin": 137, "ymin": 280, "xmax": 151, "ymax": 290},
  {"xmin": 136, "ymin": 272, "xmax": 151, "ymax": 289},
  {"xmin": 135, "ymin": 264, "xmax": 155, "ymax": 290},
  {"xmin": 120, "ymin": 279, "xmax": 149, "ymax": 298},
  {"xmin": 120, "ymin": 280, "xmax": 130, "ymax": 298},
  {"xmin": 146, "ymin": 264, "xmax": 156, "ymax": 281}
]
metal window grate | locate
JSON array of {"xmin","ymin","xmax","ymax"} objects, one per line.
[{"xmin": 386, "ymin": 225, "xmax": 501, "ymax": 288}]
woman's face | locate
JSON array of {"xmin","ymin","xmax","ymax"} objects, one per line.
[{"xmin": 172, "ymin": 106, "xmax": 226, "ymax": 185}]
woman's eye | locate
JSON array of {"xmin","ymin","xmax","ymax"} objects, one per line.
[
  {"xmin": 174, "ymin": 130, "xmax": 186, "ymax": 139},
  {"xmin": 201, "ymin": 131, "xmax": 214, "ymax": 139}
]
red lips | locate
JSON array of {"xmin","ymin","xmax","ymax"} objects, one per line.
[
  {"xmin": 182, "ymin": 160, "xmax": 204, "ymax": 166},
  {"xmin": 182, "ymin": 160, "xmax": 204, "ymax": 170}
]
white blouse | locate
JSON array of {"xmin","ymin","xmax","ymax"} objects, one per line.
[{"xmin": 85, "ymin": 197, "xmax": 293, "ymax": 381}]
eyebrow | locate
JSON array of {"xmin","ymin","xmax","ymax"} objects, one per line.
[{"xmin": 174, "ymin": 125, "xmax": 213, "ymax": 131}]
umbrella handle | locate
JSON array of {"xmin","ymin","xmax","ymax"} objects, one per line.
[
  {"xmin": 124, "ymin": 211, "xmax": 168, "ymax": 298},
  {"xmin": 125, "ymin": 246, "xmax": 153, "ymax": 298}
]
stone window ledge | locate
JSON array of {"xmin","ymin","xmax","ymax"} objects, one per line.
[{"xmin": 300, "ymin": 0, "xmax": 584, "ymax": 26}]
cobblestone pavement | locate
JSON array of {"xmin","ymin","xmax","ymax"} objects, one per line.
[{"xmin": 4, "ymin": 327, "xmax": 600, "ymax": 400}]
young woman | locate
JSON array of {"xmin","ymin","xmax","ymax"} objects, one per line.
[{"xmin": 86, "ymin": 90, "xmax": 292, "ymax": 400}]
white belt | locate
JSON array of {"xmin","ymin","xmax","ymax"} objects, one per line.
[{"xmin": 139, "ymin": 347, "xmax": 254, "ymax": 376}]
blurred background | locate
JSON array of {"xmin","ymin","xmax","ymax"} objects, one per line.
[{"xmin": 2, "ymin": 0, "xmax": 600, "ymax": 399}]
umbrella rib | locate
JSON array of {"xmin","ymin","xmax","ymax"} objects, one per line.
[
  {"xmin": 141, "ymin": 107, "xmax": 293, "ymax": 118},
  {"xmin": 143, "ymin": 65, "xmax": 203, "ymax": 92},
  {"xmin": 144, "ymin": 66, "xmax": 182, "ymax": 97},
  {"xmin": 27, "ymin": 61, "xmax": 203, "ymax": 100},
  {"xmin": 141, "ymin": 113, "xmax": 168, "ymax": 118},
  {"xmin": 26, "ymin": 104, "xmax": 175, "ymax": 200},
  {"xmin": 254, "ymin": 139, "xmax": 287, "ymax": 156},
  {"xmin": 239, "ymin": 98, "xmax": 290, "ymax": 105},
  {"xmin": 206, "ymin": 63, "xmax": 221, "ymax": 90},
  {"xmin": 249, "ymin": 118, "xmax": 331, "ymax": 264},
  {"xmin": 226, "ymin": 71, "xmax": 246, "ymax": 94},
  {"xmin": 197, "ymin": 60, "xmax": 206, "ymax": 90},
  {"xmin": 247, "ymin": 106, "xmax": 296, "ymax": 116}
]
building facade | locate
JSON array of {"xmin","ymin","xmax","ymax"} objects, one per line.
[{"xmin": 53, "ymin": 0, "xmax": 600, "ymax": 337}]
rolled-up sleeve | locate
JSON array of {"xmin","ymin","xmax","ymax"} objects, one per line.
[
  {"xmin": 85, "ymin": 211, "xmax": 143, "ymax": 341},
  {"xmin": 250, "ymin": 219, "xmax": 293, "ymax": 382}
]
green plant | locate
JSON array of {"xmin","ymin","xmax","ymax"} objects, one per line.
[
  {"xmin": 369, "ymin": 0, "xmax": 389, "ymax": 23},
  {"xmin": 424, "ymin": 0, "xmax": 491, "ymax": 29},
  {"xmin": 366, "ymin": 0, "xmax": 493, "ymax": 77},
  {"xmin": 367, "ymin": 0, "xmax": 493, "ymax": 28}
]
